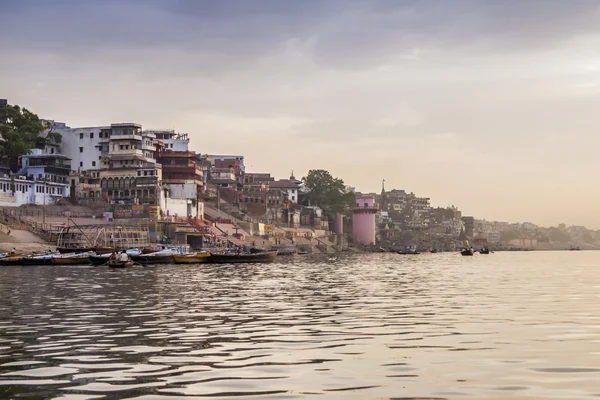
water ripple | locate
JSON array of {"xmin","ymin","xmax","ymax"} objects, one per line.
[{"xmin": 0, "ymin": 252, "xmax": 599, "ymax": 399}]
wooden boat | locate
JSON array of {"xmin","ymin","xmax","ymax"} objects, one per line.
[
  {"xmin": 108, "ymin": 260, "xmax": 134, "ymax": 268},
  {"xmin": 276, "ymin": 248, "xmax": 295, "ymax": 256},
  {"xmin": 461, "ymin": 248, "xmax": 474, "ymax": 256},
  {"xmin": 479, "ymin": 247, "xmax": 490, "ymax": 254},
  {"xmin": 0, "ymin": 256, "xmax": 24, "ymax": 266},
  {"xmin": 23, "ymin": 254, "xmax": 57, "ymax": 266},
  {"xmin": 208, "ymin": 250, "xmax": 277, "ymax": 264},
  {"xmin": 52, "ymin": 252, "xmax": 93, "ymax": 265},
  {"xmin": 173, "ymin": 251, "xmax": 211, "ymax": 264},
  {"xmin": 397, "ymin": 249, "xmax": 421, "ymax": 255},
  {"xmin": 57, "ymin": 247, "xmax": 93, "ymax": 254},
  {"xmin": 131, "ymin": 252, "xmax": 175, "ymax": 265}
]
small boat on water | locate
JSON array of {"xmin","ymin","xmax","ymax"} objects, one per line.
[
  {"xmin": 461, "ymin": 248, "xmax": 474, "ymax": 256},
  {"xmin": 479, "ymin": 247, "xmax": 491, "ymax": 254},
  {"xmin": 397, "ymin": 246, "xmax": 420, "ymax": 255},
  {"xmin": 173, "ymin": 251, "xmax": 211, "ymax": 264},
  {"xmin": 276, "ymin": 248, "xmax": 296, "ymax": 256},
  {"xmin": 89, "ymin": 248, "xmax": 142, "ymax": 265},
  {"xmin": 208, "ymin": 250, "xmax": 277, "ymax": 264},
  {"xmin": 108, "ymin": 260, "xmax": 134, "ymax": 268}
]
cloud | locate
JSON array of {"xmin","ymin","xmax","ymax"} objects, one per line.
[{"xmin": 3, "ymin": 0, "xmax": 600, "ymax": 227}]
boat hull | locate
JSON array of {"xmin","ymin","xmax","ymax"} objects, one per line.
[
  {"xmin": 208, "ymin": 251, "xmax": 277, "ymax": 264},
  {"xmin": 52, "ymin": 257, "xmax": 91, "ymax": 265},
  {"xmin": 57, "ymin": 247, "xmax": 94, "ymax": 254},
  {"xmin": 461, "ymin": 249, "xmax": 474, "ymax": 256},
  {"xmin": 89, "ymin": 255, "xmax": 110, "ymax": 265},
  {"xmin": 131, "ymin": 254, "xmax": 174, "ymax": 265},
  {"xmin": 397, "ymin": 251, "xmax": 421, "ymax": 255},
  {"xmin": 173, "ymin": 252, "xmax": 210, "ymax": 264},
  {"xmin": 108, "ymin": 261, "xmax": 133, "ymax": 268},
  {"xmin": 0, "ymin": 257, "xmax": 24, "ymax": 266},
  {"xmin": 23, "ymin": 258, "xmax": 54, "ymax": 266}
]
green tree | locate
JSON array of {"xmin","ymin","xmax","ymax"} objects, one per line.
[
  {"xmin": 0, "ymin": 104, "xmax": 51, "ymax": 171},
  {"xmin": 302, "ymin": 169, "xmax": 355, "ymax": 219}
]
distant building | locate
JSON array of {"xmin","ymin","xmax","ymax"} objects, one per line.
[
  {"xmin": 206, "ymin": 155, "xmax": 245, "ymax": 173},
  {"xmin": 270, "ymin": 175, "xmax": 302, "ymax": 204},
  {"xmin": 145, "ymin": 130, "xmax": 189, "ymax": 152},
  {"xmin": 0, "ymin": 99, "xmax": 7, "ymax": 108}
]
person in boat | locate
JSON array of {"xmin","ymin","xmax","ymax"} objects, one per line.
[
  {"xmin": 10, "ymin": 247, "xmax": 16, "ymax": 255},
  {"xmin": 118, "ymin": 251, "xmax": 129, "ymax": 262},
  {"xmin": 109, "ymin": 252, "xmax": 118, "ymax": 263}
]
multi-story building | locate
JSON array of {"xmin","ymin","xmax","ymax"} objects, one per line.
[
  {"xmin": 145, "ymin": 130, "xmax": 189, "ymax": 151},
  {"xmin": 99, "ymin": 124, "xmax": 162, "ymax": 206},
  {"xmin": 158, "ymin": 150, "xmax": 204, "ymax": 218},
  {"xmin": 0, "ymin": 149, "xmax": 71, "ymax": 207},
  {"xmin": 207, "ymin": 154, "xmax": 245, "ymax": 173},
  {"xmin": 270, "ymin": 174, "xmax": 302, "ymax": 204},
  {"xmin": 53, "ymin": 122, "xmax": 164, "ymax": 207}
]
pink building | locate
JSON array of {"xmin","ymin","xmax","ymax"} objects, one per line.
[{"xmin": 352, "ymin": 195, "xmax": 378, "ymax": 246}]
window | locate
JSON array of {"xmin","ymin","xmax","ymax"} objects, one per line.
[
  {"xmin": 80, "ymin": 133, "xmax": 84, "ymax": 139},
  {"xmin": 79, "ymin": 147, "xmax": 83, "ymax": 153},
  {"xmin": 92, "ymin": 161, "xmax": 96, "ymax": 167},
  {"xmin": 80, "ymin": 162, "xmax": 83, "ymax": 167},
  {"xmin": 291, "ymin": 196, "xmax": 295, "ymax": 201},
  {"xmin": 90, "ymin": 132, "xmax": 94, "ymax": 139}
]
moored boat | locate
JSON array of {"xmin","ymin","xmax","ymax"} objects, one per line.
[
  {"xmin": 0, "ymin": 256, "xmax": 25, "ymax": 266},
  {"xmin": 208, "ymin": 250, "xmax": 277, "ymax": 264},
  {"xmin": 131, "ymin": 249, "xmax": 176, "ymax": 265},
  {"xmin": 51, "ymin": 252, "xmax": 93, "ymax": 265},
  {"xmin": 23, "ymin": 253, "xmax": 58, "ymax": 266},
  {"xmin": 173, "ymin": 251, "xmax": 211, "ymax": 264}
]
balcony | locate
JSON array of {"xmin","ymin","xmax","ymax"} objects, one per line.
[{"xmin": 110, "ymin": 134, "xmax": 142, "ymax": 141}]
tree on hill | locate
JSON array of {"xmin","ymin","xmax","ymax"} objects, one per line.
[
  {"xmin": 0, "ymin": 104, "xmax": 55, "ymax": 171},
  {"xmin": 302, "ymin": 169, "xmax": 355, "ymax": 220}
]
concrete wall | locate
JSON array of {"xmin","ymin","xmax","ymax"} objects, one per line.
[{"xmin": 169, "ymin": 181, "xmax": 196, "ymax": 199}]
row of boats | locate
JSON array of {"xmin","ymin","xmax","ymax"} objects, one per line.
[{"xmin": 0, "ymin": 247, "xmax": 278, "ymax": 267}]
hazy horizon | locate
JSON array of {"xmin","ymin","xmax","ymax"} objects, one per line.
[{"xmin": 2, "ymin": 0, "xmax": 600, "ymax": 228}]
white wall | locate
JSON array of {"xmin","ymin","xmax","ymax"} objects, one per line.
[
  {"xmin": 165, "ymin": 198, "xmax": 197, "ymax": 218},
  {"xmin": 0, "ymin": 178, "xmax": 69, "ymax": 207},
  {"xmin": 57, "ymin": 127, "xmax": 106, "ymax": 173},
  {"xmin": 162, "ymin": 139, "xmax": 189, "ymax": 151}
]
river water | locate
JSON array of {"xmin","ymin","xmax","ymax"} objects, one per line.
[{"xmin": 0, "ymin": 252, "xmax": 599, "ymax": 399}]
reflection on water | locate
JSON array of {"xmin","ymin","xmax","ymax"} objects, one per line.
[{"xmin": 0, "ymin": 252, "xmax": 599, "ymax": 399}]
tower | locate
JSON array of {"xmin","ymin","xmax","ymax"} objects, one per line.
[{"xmin": 352, "ymin": 194, "xmax": 379, "ymax": 246}]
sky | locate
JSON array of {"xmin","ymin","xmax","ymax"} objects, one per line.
[{"xmin": 2, "ymin": 0, "xmax": 600, "ymax": 228}]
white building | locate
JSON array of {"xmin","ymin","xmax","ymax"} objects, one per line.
[
  {"xmin": 0, "ymin": 149, "xmax": 71, "ymax": 207},
  {"xmin": 146, "ymin": 130, "xmax": 189, "ymax": 151}
]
